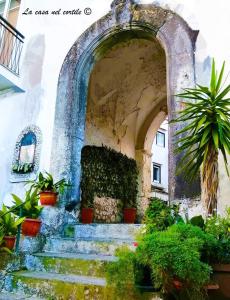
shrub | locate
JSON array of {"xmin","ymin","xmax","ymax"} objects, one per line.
[
  {"xmin": 143, "ymin": 198, "xmax": 183, "ymax": 233},
  {"xmin": 136, "ymin": 224, "xmax": 212, "ymax": 300},
  {"xmin": 80, "ymin": 146, "xmax": 138, "ymax": 208},
  {"xmin": 205, "ymin": 209, "xmax": 230, "ymax": 263},
  {"xmin": 190, "ymin": 215, "xmax": 205, "ymax": 229},
  {"xmin": 105, "ymin": 247, "xmax": 141, "ymax": 300}
]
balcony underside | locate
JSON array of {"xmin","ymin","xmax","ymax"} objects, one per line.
[{"xmin": 0, "ymin": 64, "xmax": 24, "ymax": 95}]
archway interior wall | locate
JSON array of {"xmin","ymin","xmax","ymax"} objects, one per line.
[{"xmin": 85, "ymin": 36, "xmax": 166, "ymax": 160}]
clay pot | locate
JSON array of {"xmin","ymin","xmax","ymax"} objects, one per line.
[
  {"xmin": 208, "ymin": 264, "xmax": 230, "ymax": 299},
  {"xmin": 173, "ymin": 280, "xmax": 183, "ymax": 290},
  {"xmin": 3, "ymin": 236, "xmax": 16, "ymax": 250},
  {"xmin": 81, "ymin": 208, "xmax": 94, "ymax": 224},
  {"xmin": 40, "ymin": 191, "xmax": 58, "ymax": 206},
  {"xmin": 123, "ymin": 208, "xmax": 136, "ymax": 223},
  {"xmin": 21, "ymin": 218, "xmax": 41, "ymax": 237}
]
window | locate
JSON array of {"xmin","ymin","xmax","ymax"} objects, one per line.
[
  {"xmin": 153, "ymin": 163, "xmax": 161, "ymax": 183},
  {"xmin": 156, "ymin": 131, "xmax": 165, "ymax": 147},
  {"xmin": 10, "ymin": 125, "xmax": 42, "ymax": 182}
]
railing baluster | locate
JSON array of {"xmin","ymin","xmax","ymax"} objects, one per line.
[{"xmin": 0, "ymin": 15, "xmax": 24, "ymax": 76}]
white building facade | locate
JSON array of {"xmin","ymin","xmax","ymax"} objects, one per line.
[
  {"xmin": 0, "ymin": 0, "xmax": 229, "ymax": 215},
  {"xmin": 151, "ymin": 120, "xmax": 168, "ymax": 201}
]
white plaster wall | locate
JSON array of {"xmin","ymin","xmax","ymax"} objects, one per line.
[
  {"xmin": 0, "ymin": 0, "xmax": 229, "ymax": 211},
  {"xmin": 151, "ymin": 120, "xmax": 168, "ymax": 192},
  {"xmin": 0, "ymin": 0, "xmax": 111, "ymax": 206}
]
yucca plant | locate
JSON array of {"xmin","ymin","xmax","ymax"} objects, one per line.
[{"xmin": 172, "ymin": 59, "xmax": 230, "ymax": 215}]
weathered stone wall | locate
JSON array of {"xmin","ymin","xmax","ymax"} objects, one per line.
[
  {"xmin": 85, "ymin": 38, "xmax": 166, "ymax": 159},
  {"xmin": 94, "ymin": 196, "xmax": 123, "ymax": 223}
]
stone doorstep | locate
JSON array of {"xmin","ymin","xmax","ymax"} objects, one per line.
[
  {"xmin": 9, "ymin": 271, "xmax": 162, "ymax": 300},
  {"xmin": 25, "ymin": 252, "xmax": 117, "ymax": 277},
  {"xmin": 0, "ymin": 291, "xmax": 45, "ymax": 300},
  {"xmin": 72, "ymin": 224, "xmax": 143, "ymax": 240},
  {"xmin": 43, "ymin": 237, "xmax": 136, "ymax": 255}
]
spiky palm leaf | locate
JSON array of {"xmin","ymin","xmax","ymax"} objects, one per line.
[{"xmin": 172, "ymin": 59, "xmax": 230, "ymax": 215}]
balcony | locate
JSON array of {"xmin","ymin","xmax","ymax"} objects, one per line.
[{"xmin": 0, "ymin": 14, "xmax": 24, "ymax": 94}]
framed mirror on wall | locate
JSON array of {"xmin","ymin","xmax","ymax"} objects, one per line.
[{"xmin": 10, "ymin": 125, "xmax": 42, "ymax": 182}]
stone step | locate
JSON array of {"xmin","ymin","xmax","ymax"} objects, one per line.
[
  {"xmin": 0, "ymin": 291, "xmax": 45, "ymax": 300},
  {"xmin": 43, "ymin": 237, "xmax": 136, "ymax": 255},
  {"xmin": 25, "ymin": 252, "xmax": 117, "ymax": 277},
  {"xmin": 7, "ymin": 271, "xmax": 161, "ymax": 300},
  {"xmin": 7, "ymin": 271, "xmax": 107, "ymax": 299},
  {"xmin": 64, "ymin": 224, "xmax": 142, "ymax": 240}
]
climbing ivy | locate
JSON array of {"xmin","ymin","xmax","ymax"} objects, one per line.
[{"xmin": 80, "ymin": 146, "xmax": 138, "ymax": 208}]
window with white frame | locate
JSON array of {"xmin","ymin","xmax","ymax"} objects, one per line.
[
  {"xmin": 155, "ymin": 131, "xmax": 165, "ymax": 147},
  {"xmin": 153, "ymin": 163, "xmax": 161, "ymax": 184}
]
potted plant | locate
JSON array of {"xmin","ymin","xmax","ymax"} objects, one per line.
[
  {"xmin": 123, "ymin": 197, "xmax": 137, "ymax": 223},
  {"xmin": 0, "ymin": 205, "xmax": 24, "ymax": 250},
  {"xmin": 81, "ymin": 189, "xmax": 94, "ymax": 224},
  {"xmin": 136, "ymin": 223, "xmax": 212, "ymax": 299},
  {"xmin": 172, "ymin": 59, "xmax": 230, "ymax": 216},
  {"xmin": 123, "ymin": 206, "xmax": 136, "ymax": 224},
  {"xmin": 204, "ymin": 209, "xmax": 230, "ymax": 298},
  {"xmin": 0, "ymin": 226, "xmax": 12, "ymax": 253},
  {"xmin": 27, "ymin": 172, "xmax": 70, "ymax": 206},
  {"xmin": 12, "ymin": 162, "xmax": 34, "ymax": 174},
  {"xmin": 11, "ymin": 188, "xmax": 43, "ymax": 237}
]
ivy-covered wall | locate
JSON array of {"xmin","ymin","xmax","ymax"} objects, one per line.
[{"xmin": 80, "ymin": 146, "xmax": 138, "ymax": 207}]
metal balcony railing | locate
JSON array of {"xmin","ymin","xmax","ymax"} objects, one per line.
[{"xmin": 0, "ymin": 15, "xmax": 24, "ymax": 76}]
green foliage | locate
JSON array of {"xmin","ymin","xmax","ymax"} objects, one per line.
[
  {"xmin": 205, "ymin": 208, "xmax": 230, "ymax": 263},
  {"xmin": 0, "ymin": 205, "xmax": 24, "ymax": 236},
  {"xmin": 12, "ymin": 162, "xmax": 34, "ymax": 174},
  {"xmin": 80, "ymin": 146, "xmax": 138, "ymax": 208},
  {"xmin": 172, "ymin": 59, "xmax": 230, "ymax": 180},
  {"xmin": 11, "ymin": 188, "xmax": 43, "ymax": 219},
  {"xmin": 143, "ymin": 198, "xmax": 183, "ymax": 233},
  {"xmin": 27, "ymin": 172, "xmax": 70, "ymax": 194},
  {"xmin": 105, "ymin": 246, "xmax": 141, "ymax": 300},
  {"xmin": 0, "ymin": 225, "xmax": 12, "ymax": 254},
  {"xmin": 136, "ymin": 224, "xmax": 212, "ymax": 300},
  {"xmin": 189, "ymin": 215, "xmax": 205, "ymax": 229}
]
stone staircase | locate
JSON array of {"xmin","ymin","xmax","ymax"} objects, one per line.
[{"xmin": 1, "ymin": 224, "xmax": 161, "ymax": 300}]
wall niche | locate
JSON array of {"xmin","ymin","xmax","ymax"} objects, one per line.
[{"xmin": 10, "ymin": 125, "xmax": 42, "ymax": 182}]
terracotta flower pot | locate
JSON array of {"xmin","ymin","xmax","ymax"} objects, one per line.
[
  {"xmin": 209, "ymin": 264, "xmax": 230, "ymax": 299},
  {"xmin": 3, "ymin": 236, "xmax": 16, "ymax": 250},
  {"xmin": 173, "ymin": 279, "xmax": 183, "ymax": 290},
  {"xmin": 22, "ymin": 218, "xmax": 41, "ymax": 237},
  {"xmin": 40, "ymin": 191, "xmax": 58, "ymax": 206},
  {"xmin": 81, "ymin": 208, "xmax": 94, "ymax": 224},
  {"xmin": 123, "ymin": 208, "xmax": 136, "ymax": 223}
]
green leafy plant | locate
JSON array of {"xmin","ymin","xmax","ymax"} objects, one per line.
[
  {"xmin": 205, "ymin": 208, "xmax": 230, "ymax": 263},
  {"xmin": 12, "ymin": 162, "xmax": 34, "ymax": 174},
  {"xmin": 0, "ymin": 205, "xmax": 24, "ymax": 236},
  {"xmin": 0, "ymin": 226, "xmax": 12, "ymax": 254},
  {"xmin": 172, "ymin": 59, "xmax": 230, "ymax": 215},
  {"xmin": 136, "ymin": 224, "xmax": 212, "ymax": 300},
  {"xmin": 143, "ymin": 197, "xmax": 183, "ymax": 233},
  {"xmin": 27, "ymin": 172, "xmax": 70, "ymax": 194},
  {"xmin": 11, "ymin": 188, "xmax": 43, "ymax": 219},
  {"xmin": 105, "ymin": 246, "xmax": 141, "ymax": 300},
  {"xmin": 80, "ymin": 146, "xmax": 138, "ymax": 208},
  {"xmin": 190, "ymin": 215, "xmax": 205, "ymax": 229}
]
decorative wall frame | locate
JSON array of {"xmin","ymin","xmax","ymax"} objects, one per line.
[{"xmin": 10, "ymin": 125, "xmax": 42, "ymax": 182}]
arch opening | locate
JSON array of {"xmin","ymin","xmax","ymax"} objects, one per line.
[{"xmin": 51, "ymin": 2, "xmax": 200, "ymax": 210}]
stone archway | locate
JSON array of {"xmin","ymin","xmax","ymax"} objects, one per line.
[{"xmin": 51, "ymin": 0, "xmax": 200, "ymax": 207}]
